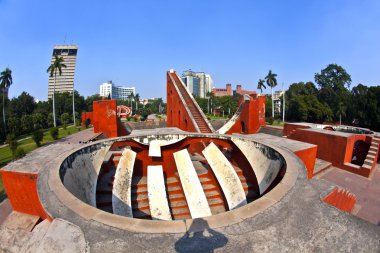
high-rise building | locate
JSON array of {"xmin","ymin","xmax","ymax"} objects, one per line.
[
  {"xmin": 47, "ymin": 45, "xmax": 78, "ymax": 99},
  {"xmin": 181, "ymin": 70, "xmax": 213, "ymax": 98},
  {"xmin": 99, "ymin": 81, "xmax": 136, "ymax": 100}
]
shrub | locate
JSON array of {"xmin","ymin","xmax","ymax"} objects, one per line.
[
  {"xmin": 61, "ymin": 113, "xmax": 70, "ymax": 127},
  {"xmin": 14, "ymin": 147, "xmax": 26, "ymax": 159},
  {"xmin": 85, "ymin": 118, "xmax": 91, "ymax": 128},
  {"xmin": 32, "ymin": 129, "xmax": 43, "ymax": 147},
  {"xmin": 49, "ymin": 127, "xmax": 59, "ymax": 140},
  {"xmin": 6, "ymin": 134, "xmax": 18, "ymax": 156},
  {"xmin": 267, "ymin": 117, "xmax": 274, "ymax": 125}
]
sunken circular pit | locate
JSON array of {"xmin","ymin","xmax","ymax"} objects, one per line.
[{"xmin": 39, "ymin": 131, "xmax": 298, "ymax": 233}]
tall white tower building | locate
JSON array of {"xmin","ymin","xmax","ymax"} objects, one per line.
[{"xmin": 47, "ymin": 45, "xmax": 78, "ymax": 99}]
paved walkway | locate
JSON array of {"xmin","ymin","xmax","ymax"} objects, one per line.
[
  {"xmin": 319, "ymin": 165, "xmax": 380, "ymax": 226},
  {"xmin": 0, "ymin": 200, "xmax": 12, "ymax": 225}
]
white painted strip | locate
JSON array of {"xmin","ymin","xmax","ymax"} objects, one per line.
[
  {"xmin": 148, "ymin": 140, "xmax": 162, "ymax": 157},
  {"xmin": 112, "ymin": 148, "xmax": 136, "ymax": 217},
  {"xmin": 202, "ymin": 142, "xmax": 247, "ymax": 210},
  {"xmin": 174, "ymin": 149, "xmax": 212, "ymax": 218},
  {"xmin": 232, "ymin": 138, "xmax": 281, "ymax": 194},
  {"xmin": 147, "ymin": 165, "xmax": 172, "ymax": 220}
]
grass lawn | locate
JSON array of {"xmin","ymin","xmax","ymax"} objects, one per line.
[
  {"xmin": 0, "ymin": 125, "xmax": 86, "ymax": 202},
  {"xmin": 266, "ymin": 119, "xmax": 285, "ymax": 127}
]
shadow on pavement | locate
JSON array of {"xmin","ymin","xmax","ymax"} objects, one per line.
[{"xmin": 175, "ymin": 218, "xmax": 228, "ymax": 253}]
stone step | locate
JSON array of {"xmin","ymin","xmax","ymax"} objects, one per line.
[
  {"xmin": 204, "ymin": 190, "xmax": 220, "ymax": 198},
  {"xmin": 367, "ymin": 154, "xmax": 375, "ymax": 159},
  {"xmin": 132, "ymin": 209, "xmax": 151, "ymax": 219},
  {"xmin": 368, "ymin": 150, "xmax": 377, "ymax": 156},
  {"xmin": 313, "ymin": 158, "xmax": 332, "ymax": 176},
  {"xmin": 131, "ymin": 192, "xmax": 148, "ymax": 201},
  {"xmin": 362, "ymin": 164, "xmax": 372, "ymax": 170},
  {"xmin": 209, "ymin": 205, "xmax": 226, "ymax": 215}
]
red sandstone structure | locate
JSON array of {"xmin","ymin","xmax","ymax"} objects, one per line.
[
  {"xmin": 81, "ymin": 100, "xmax": 130, "ymax": 138},
  {"xmin": 283, "ymin": 123, "xmax": 379, "ymax": 177},
  {"xmin": 167, "ymin": 69, "xmax": 266, "ymax": 134}
]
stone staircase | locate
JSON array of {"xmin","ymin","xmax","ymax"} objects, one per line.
[
  {"xmin": 166, "ymin": 176, "xmax": 190, "ymax": 220},
  {"xmin": 171, "ymin": 73, "xmax": 212, "ymax": 133},
  {"xmin": 361, "ymin": 135, "xmax": 380, "ymax": 171},
  {"xmin": 131, "ymin": 176, "xmax": 151, "ymax": 219}
]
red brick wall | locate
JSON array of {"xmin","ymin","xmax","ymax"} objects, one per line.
[{"xmin": 92, "ymin": 100, "xmax": 119, "ymax": 138}]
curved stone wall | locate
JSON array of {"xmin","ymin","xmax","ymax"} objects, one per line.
[{"xmin": 39, "ymin": 132, "xmax": 298, "ymax": 233}]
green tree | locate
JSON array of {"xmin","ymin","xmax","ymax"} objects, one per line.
[
  {"xmin": 315, "ymin": 64, "xmax": 351, "ymax": 120},
  {"xmin": 20, "ymin": 114, "xmax": 34, "ymax": 134},
  {"xmin": 257, "ymin": 79, "xmax": 266, "ymax": 94},
  {"xmin": 85, "ymin": 94, "xmax": 101, "ymax": 111},
  {"xmin": 8, "ymin": 92, "xmax": 35, "ymax": 117},
  {"xmin": 47, "ymin": 55, "xmax": 67, "ymax": 127},
  {"xmin": 265, "ymin": 70, "xmax": 278, "ymax": 117},
  {"xmin": 32, "ymin": 113, "xmax": 45, "ymax": 130},
  {"xmin": 7, "ymin": 116, "xmax": 20, "ymax": 136},
  {"xmin": 0, "ymin": 68, "xmax": 13, "ymax": 134}
]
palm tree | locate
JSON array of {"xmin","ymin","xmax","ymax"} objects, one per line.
[
  {"xmin": 337, "ymin": 101, "xmax": 346, "ymax": 125},
  {"xmin": 0, "ymin": 68, "xmax": 13, "ymax": 134},
  {"xmin": 135, "ymin": 93, "xmax": 140, "ymax": 110},
  {"xmin": 257, "ymin": 79, "xmax": 266, "ymax": 94},
  {"xmin": 265, "ymin": 70, "xmax": 278, "ymax": 117},
  {"xmin": 128, "ymin": 92, "xmax": 134, "ymax": 113},
  {"xmin": 47, "ymin": 55, "xmax": 67, "ymax": 127}
]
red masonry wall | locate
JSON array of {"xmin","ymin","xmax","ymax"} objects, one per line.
[
  {"xmin": 0, "ymin": 170, "xmax": 50, "ymax": 220},
  {"xmin": 226, "ymin": 94, "xmax": 266, "ymax": 134},
  {"xmin": 92, "ymin": 100, "xmax": 119, "ymax": 138}
]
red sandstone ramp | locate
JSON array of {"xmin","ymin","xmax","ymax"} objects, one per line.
[{"xmin": 166, "ymin": 70, "xmax": 214, "ymax": 133}]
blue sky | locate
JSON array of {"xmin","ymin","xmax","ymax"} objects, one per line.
[{"xmin": 0, "ymin": 0, "xmax": 379, "ymax": 101}]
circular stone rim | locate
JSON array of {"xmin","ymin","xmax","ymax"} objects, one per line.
[{"xmin": 41, "ymin": 132, "xmax": 300, "ymax": 234}]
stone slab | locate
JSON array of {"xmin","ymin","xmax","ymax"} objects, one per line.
[
  {"xmin": 112, "ymin": 148, "xmax": 136, "ymax": 217},
  {"xmin": 36, "ymin": 218, "xmax": 89, "ymax": 253},
  {"xmin": 1, "ymin": 211, "xmax": 39, "ymax": 232},
  {"xmin": 147, "ymin": 165, "xmax": 172, "ymax": 220},
  {"xmin": 202, "ymin": 142, "xmax": 247, "ymax": 210},
  {"xmin": 173, "ymin": 149, "xmax": 212, "ymax": 218}
]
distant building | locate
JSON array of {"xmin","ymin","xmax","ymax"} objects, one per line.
[
  {"xmin": 235, "ymin": 85, "xmax": 256, "ymax": 96},
  {"xmin": 47, "ymin": 45, "xmax": 78, "ymax": 99},
  {"xmin": 99, "ymin": 81, "xmax": 136, "ymax": 100},
  {"xmin": 181, "ymin": 70, "xmax": 213, "ymax": 98},
  {"xmin": 213, "ymin": 84, "xmax": 233, "ymax": 97},
  {"xmin": 273, "ymin": 90, "xmax": 285, "ymax": 115},
  {"xmin": 213, "ymin": 84, "xmax": 255, "ymax": 97}
]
